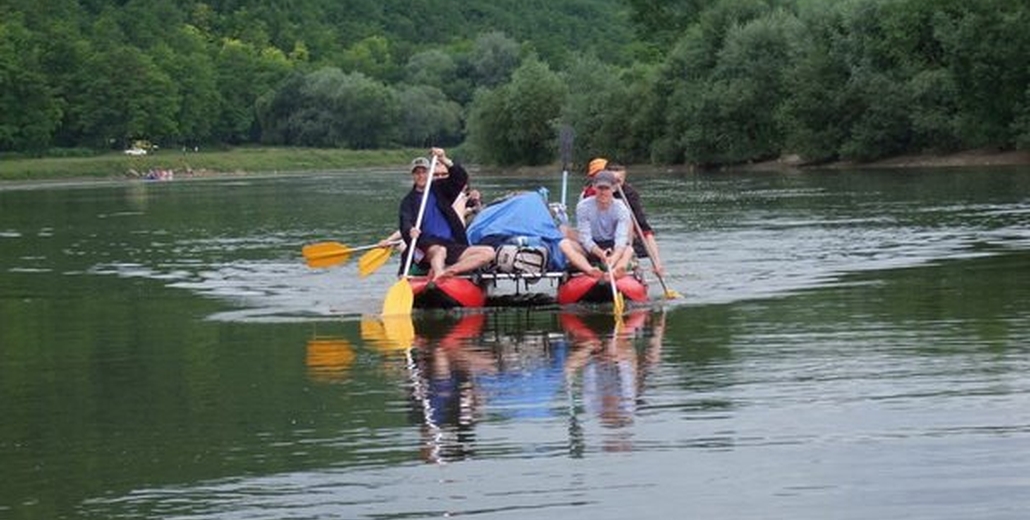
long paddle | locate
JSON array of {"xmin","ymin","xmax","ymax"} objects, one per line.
[
  {"xmin": 605, "ymin": 254, "xmax": 626, "ymax": 324},
  {"xmin": 382, "ymin": 156, "xmax": 438, "ymax": 316},
  {"xmin": 559, "ymin": 125, "xmax": 575, "ymax": 211},
  {"xmin": 615, "ymin": 184, "xmax": 681, "ymax": 300},
  {"xmin": 302, "ymin": 241, "xmax": 385, "ymax": 269}
]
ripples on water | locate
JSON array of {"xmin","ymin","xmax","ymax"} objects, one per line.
[
  {"xmin": 5, "ymin": 170, "xmax": 1030, "ymax": 519},
  {"xmin": 71, "ymin": 172, "xmax": 1030, "ymax": 320}
]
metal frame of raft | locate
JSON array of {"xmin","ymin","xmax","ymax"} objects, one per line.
[{"xmin": 409, "ymin": 270, "xmax": 649, "ymax": 309}]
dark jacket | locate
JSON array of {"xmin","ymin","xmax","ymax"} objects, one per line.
[{"xmin": 398, "ymin": 162, "xmax": 470, "ymax": 251}]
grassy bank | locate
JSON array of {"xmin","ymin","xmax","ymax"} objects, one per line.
[{"xmin": 0, "ymin": 147, "xmax": 422, "ymax": 181}]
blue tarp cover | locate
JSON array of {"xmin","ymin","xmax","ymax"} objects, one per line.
[{"xmin": 466, "ymin": 192, "xmax": 567, "ymax": 270}]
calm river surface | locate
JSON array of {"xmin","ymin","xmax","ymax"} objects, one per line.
[{"xmin": 2, "ymin": 166, "xmax": 1029, "ymax": 519}]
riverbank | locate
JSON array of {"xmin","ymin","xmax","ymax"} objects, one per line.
[
  {"xmin": 3, "ymin": 146, "xmax": 1028, "ymax": 188},
  {"xmin": 741, "ymin": 148, "xmax": 1030, "ymax": 171},
  {"xmin": 0, "ymin": 147, "xmax": 421, "ymax": 183}
]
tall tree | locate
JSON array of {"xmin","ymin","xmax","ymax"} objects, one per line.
[
  {"xmin": 70, "ymin": 45, "xmax": 179, "ymax": 148},
  {"xmin": 396, "ymin": 85, "xmax": 462, "ymax": 147},
  {"xmin": 0, "ymin": 16, "xmax": 62, "ymax": 153},
  {"xmin": 468, "ymin": 56, "xmax": 565, "ymax": 165}
]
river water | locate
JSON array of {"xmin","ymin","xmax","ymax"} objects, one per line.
[{"xmin": 1, "ymin": 166, "xmax": 1029, "ymax": 519}]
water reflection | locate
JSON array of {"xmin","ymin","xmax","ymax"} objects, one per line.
[
  {"xmin": 406, "ymin": 314, "xmax": 493, "ymax": 463},
  {"xmin": 361, "ymin": 309, "xmax": 668, "ymax": 463},
  {"xmin": 562, "ymin": 311, "xmax": 665, "ymax": 453},
  {"xmin": 304, "ymin": 337, "xmax": 356, "ymax": 383}
]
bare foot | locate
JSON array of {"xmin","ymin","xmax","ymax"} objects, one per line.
[{"xmin": 433, "ymin": 268, "xmax": 456, "ymax": 282}]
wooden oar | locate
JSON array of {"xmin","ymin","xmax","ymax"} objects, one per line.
[
  {"xmin": 302, "ymin": 241, "xmax": 383, "ymax": 269},
  {"xmin": 615, "ymin": 184, "xmax": 681, "ymax": 299},
  {"xmin": 358, "ymin": 245, "xmax": 396, "ymax": 277},
  {"xmin": 382, "ymin": 156, "xmax": 438, "ymax": 316}
]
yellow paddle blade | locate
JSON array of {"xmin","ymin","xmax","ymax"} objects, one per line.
[
  {"xmin": 358, "ymin": 247, "xmax": 394, "ymax": 277},
  {"xmin": 607, "ymin": 264, "xmax": 624, "ymax": 319},
  {"xmin": 306, "ymin": 252, "xmax": 351, "ymax": 269},
  {"xmin": 382, "ymin": 315, "xmax": 415, "ymax": 350},
  {"xmin": 360, "ymin": 316, "xmax": 389, "ymax": 342},
  {"xmin": 302, "ymin": 242, "xmax": 351, "ymax": 268},
  {"xmin": 382, "ymin": 277, "xmax": 414, "ymax": 316},
  {"xmin": 361, "ymin": 315, "xmax": 412, "ymax": 353},
  {"xmin": 664, "ymin": 288, "xmax": 682, "ymax": 299}
]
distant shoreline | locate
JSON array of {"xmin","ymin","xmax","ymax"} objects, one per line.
[
  {"xmin": 738, "ymin": 148, "xmax": 1030, "ymax": 172},
  {"xmin": 3, "ymin": 147, "xmax": 1028, "ymax": 191}
]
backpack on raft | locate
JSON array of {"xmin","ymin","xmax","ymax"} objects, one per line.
[{"xmin": 495, "ymin": 244, "xmax": 548, "ymax": 276}]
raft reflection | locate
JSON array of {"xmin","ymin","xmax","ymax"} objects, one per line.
[{"xmin": 363, "ymin": 309, "xmax": 666, "ymax": 463}]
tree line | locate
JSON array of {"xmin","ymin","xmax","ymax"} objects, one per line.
[{"xmin": 2, "ymin": 0, "xmax": 1028, "ymax": 167}]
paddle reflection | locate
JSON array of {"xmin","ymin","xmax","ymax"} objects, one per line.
[
  {"xmin": 304, "ymin": 337, "xmax": 356, "ymax": 384},
  {"xmin": 405, "ymin": 313, "xmax": 494, "ymax": 463}
]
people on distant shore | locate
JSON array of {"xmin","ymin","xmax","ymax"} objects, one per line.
[
  {"xmin": 396, "ymin": 148, "xmax": 495, "ymax": 281},
  {"xmin": 559, "ymin": 170, "xmax": 633, "ymax": 278}
]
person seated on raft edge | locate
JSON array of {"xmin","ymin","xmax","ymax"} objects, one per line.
[
  {"xmin": 559, "ymin": 170, "xmax": 634, "ymax": 280},
  {"xmin": 397, "ymin": 147, "xmax": 495, "ymax": 282}
]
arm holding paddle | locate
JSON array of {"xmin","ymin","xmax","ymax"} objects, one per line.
[
  {"xmin": 382, "ymin": 155, "xmax": 439, "ymax": 315},
  {"xmin": 620, "ymin": 184, "xmax": 664, "ymax": 275}
]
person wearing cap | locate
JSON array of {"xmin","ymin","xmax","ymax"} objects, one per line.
[
  {"xmin": 580, "ymin": 159, "xmax": 665, "ymax": 276},
  {"xmin": 559, "ymin": 170, "xmax": 634, "ymax": 278},
  {"xmin": 606, "ymin": 162, "xmax": 665, "ymax": 275},
  {"xmin": 396, "ymin": 148, "xmax": 495, "ymax": 281}
]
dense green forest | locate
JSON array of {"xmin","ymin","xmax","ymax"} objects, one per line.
[{"xmin": 2, "ymin": 0, "xmax": 1028, "ymax": 167}]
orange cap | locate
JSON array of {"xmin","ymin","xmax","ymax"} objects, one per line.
[{"xmin": 587, "ymin": 158, "xmax": 608, "ymax": 177}]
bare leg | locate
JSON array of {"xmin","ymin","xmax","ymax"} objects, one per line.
[
  {"xmin": 436, "ymin": 245, "xmax": 495, "ymax": 280},
  {"xmin": 425, "ymin": 245, "xmax": 447, "ymax": 280},
  {"xmin": 560, "ymin": 239, "xmax": 604, "ymax": 279},
  {"xmin": 611, "ymin": 246, "xmax": 635, "ymax": 278}
]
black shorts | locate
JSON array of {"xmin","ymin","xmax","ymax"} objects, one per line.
[
  {"xmin": 418, "ymin": 237, "xmax": 469, "ymax": 267},
  {"xmin": 586, "ymin": 239, "xmax": 616, "ymax": 263}
]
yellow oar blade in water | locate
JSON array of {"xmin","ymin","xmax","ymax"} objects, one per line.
[
  {"xmin": 361, "ymin": 315, "xmax": 414, "ymax": 352},
  {"xmin": 606, "ymin": 259, "xmax": 625, "ymax": 322},
  {"xmin": 382, "ymin": 277, "xmax": 414, "ymax": 316},
  {"xmin": 382, "ymin": 314, "xmax": 415, "ymax": 350},
  {"xmin": 358, "ymin": 247, "xmax": 393, "ymax": 277}
]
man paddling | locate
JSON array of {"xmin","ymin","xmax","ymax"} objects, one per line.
[
  {"xmin": 559, "ymin": 170, "xmax": 633, "ymax": 278},
  {"xmin": 398, "ymin": 148, "xmax": 494, "ymax": 281}
]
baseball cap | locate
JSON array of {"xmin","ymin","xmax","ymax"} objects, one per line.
[
  {"xmin": 410, "ymin": 157, "xmax": 430, "ymax": 172},
  {"xmin": 587, "ymin": 158, "xmax": 608, "ymax": 177},
  {"xmin": 592, "ymin": 170, "xmax": 617, "ymax": 188}
]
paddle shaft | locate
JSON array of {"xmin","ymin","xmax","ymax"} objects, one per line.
[
  {"xmin": 303, "ymin": 241, "xmax": 386, "ymax": 260},
  {"xmin": 559, "ymin": 125, "xmax": 574, "ymax": 210},
  {"xmin": 351, "ymin": 243, "xmax": 389, "ymax": 253},
  {"xmin": 400, "ymin": 155, "xmax": 439, "ymax": 278},
  {"xmin": 615, "ymin": 184, "xmax": 674, "ymax": 296}
]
